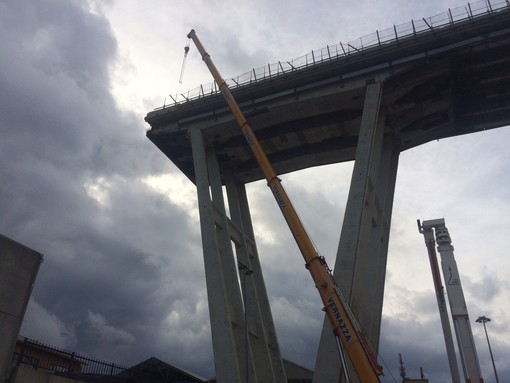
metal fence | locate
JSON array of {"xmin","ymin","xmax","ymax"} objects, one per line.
[
  {"xmin": 161, "ymin": 0, "xmax": 510, "ymax": 108},
  {"xmin": 12, "ymin": 337, "xmax": 146, "ymax": 381}
]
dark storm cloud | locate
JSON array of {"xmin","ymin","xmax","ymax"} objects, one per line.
[
  {"xmin": 1, "ymin": 0, "xmax": 210, "ymax": 375},
  {"xmin": 379, "ymin": 314, "xmax": 452, "ymax": 381}
]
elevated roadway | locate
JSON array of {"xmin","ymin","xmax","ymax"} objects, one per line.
[{"xmin": 146, "ymin": 5, "xmax": 510, "ymax": 184}]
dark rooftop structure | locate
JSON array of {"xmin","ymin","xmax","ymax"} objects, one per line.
[{"xmin": 120, "ymin": 357, "xmax": 207, "ymax": 383}]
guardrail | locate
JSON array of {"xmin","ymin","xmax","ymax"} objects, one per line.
[
  {"xmin": 12, "ymin": 337, "xmax": 147, "ymax": 381},
  {"xmin": 158, "ymin": 0, "xmax": 510, "ymax": 109}
]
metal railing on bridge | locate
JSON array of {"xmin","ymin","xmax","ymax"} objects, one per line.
[{"xmin": 160, "ymin": 0, "xmax": 510, "ymax": 109}]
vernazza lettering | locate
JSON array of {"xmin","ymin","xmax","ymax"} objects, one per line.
[
  {"xmin": 328, "ymin": 297, "xmax": 352, "ymax": 342},
  {"xmin": 270, "ymin": 184, "xmax": 287, "ymax": 210}
]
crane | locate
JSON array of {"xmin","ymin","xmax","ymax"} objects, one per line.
[
  {"xmin": 418, "ymin": 219, "xmax": 483, "ymax": 383},
  {"xmin": 187, "ymin": 29, "xmax": 383, "ymax": 383}
]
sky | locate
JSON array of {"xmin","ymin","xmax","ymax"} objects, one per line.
[{"xmin": 1, "ymin": 0, "xmax": 509, "ymax": 382}]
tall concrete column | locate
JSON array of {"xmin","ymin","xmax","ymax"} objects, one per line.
[
  {"xmin": 190, "ymin": 127, "xmax": 286, "ymax": 383},
  {"xmin": 225, "ymin": 173, "xmax": 287, "ymax": 383},
  {"xmin": 190, "ymin": 128, "xmax": 246, "ymax": 383},
  {"xmin": 351, "ymin": 131, "xmax": 399, "ymax": 344},
  {"xmin": 313, "ymin": 81, "xmax": 400, "ymax": 382}
]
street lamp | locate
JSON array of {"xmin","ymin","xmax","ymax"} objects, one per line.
[{"xmin": 476, "ymin": 316, "xmax": 499, "ymax": 383}]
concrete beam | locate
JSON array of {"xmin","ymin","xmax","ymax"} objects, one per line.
[
  {"xmin": 190, "ymin": 128, "xmax": 286, "ymax": 383},
  {"xmin": 225, "ymin": 174, "xmax": 287, "ymax": 383},
  {"xmin": 313, "ymin": 81, "xmax": 400, "ymax": 382},
  {"xmin": 190, "ymin": 128, "xmax": 244, "ymax": 382},
  {"xmin": 146, "ymin": 10, "xmax": 510, "ymax": 184}
]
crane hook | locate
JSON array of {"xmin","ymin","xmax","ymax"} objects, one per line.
[{"xmin": 179, "ymin": 44, "xmax": 190, "ymax": 84}]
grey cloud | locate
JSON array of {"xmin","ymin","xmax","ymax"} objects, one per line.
[
  {"xmin": 464, "ymin": 273, "xmax": 505, "ymax": 303},
  {"xmin": 380, "ymin": 315, "xmax": 454, "ymax": 382},
  {"xmin": 20, "ymin": 300, "xmax": 77, "ymax": 349},
  {"xmin": 1, "ymin": 0, "xmax": 208, "ymax": 374},
  {"xmin": 87, "ymin": 311, "xmax": 136, "ymax": 345}
]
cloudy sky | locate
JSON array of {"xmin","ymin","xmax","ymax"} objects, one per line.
[{"xmin": 2, "ymin": 0, "xmax": 509, "ymax": 381}]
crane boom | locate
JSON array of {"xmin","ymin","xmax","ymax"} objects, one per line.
[{"xmin": 187, "ymin": 29, "xmax": 382, "ymax": 382}]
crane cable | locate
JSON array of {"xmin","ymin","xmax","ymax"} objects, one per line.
[
  {"xmin": 377, "ymin": 352, "xmax": 398, "ymax": 383},
  {"xmin": 179, "ymin": 40, "xmax": 191, "ymax": 84}
]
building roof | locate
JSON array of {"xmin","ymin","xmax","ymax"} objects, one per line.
[
  {"xmin": 124, "ymin": 357, "xmax": 208, "ymax": 382},
  {"xmin": 206, "ymin": 358, "xmax": 313, "ymax": 382}
]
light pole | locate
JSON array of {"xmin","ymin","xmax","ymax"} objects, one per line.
[
  {"xmin": 476, "ymin": 316, "xmax": 499, "ymax": 383},
  {"xmin": 239, "ymin": 262, "xmax": 253, "ymax": 383}
]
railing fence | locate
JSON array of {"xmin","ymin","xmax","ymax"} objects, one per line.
[
  {"xmin": 11, "ymin": 337, "xmax": 148, "ymax": 381},
  {"xmin": 161, "ymin": 0, "xmax": 510, "ymax": 109}
]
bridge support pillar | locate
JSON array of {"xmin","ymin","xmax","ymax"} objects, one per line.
[
  {"xmin": 190, "ymin": 127, "xmax": 287, "ymax": 383},
  {"xmin": 225, "ymin": 173, "xmax": 288, "ymax": 383},
  {"xmin": 313, "ymin": 81, "xmax": 400, "ymax": 382}
]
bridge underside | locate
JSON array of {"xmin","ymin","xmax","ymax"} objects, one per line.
[
  {"xmin": 145, "ymin": 8, "xmax": 510, "ymax": 383},
  {"xmin": 147, "ymin": 9, "xmax": 510, "ymax": 185}
]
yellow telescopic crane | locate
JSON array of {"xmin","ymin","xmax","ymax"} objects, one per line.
[{"xmin": 187, "ymin": 29, "xmax": 383, "ymax": 383}]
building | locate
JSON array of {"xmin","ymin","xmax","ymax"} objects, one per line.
[{"xmin": 9, "ymin": 336, "xmax": 313, "ymax": 383}]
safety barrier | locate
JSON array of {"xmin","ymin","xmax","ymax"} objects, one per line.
[
  {"xmin": 11, "ymin": 337, "xmax": 145, "ymax": 381},
  {"xmin": 159, "ymin": 0, "xmax": 510, "ymax": 108}
]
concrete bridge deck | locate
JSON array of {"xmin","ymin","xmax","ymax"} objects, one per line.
[{"xmin": 146, "ymin": 4, "xmax": 510, "ymax": 184}]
